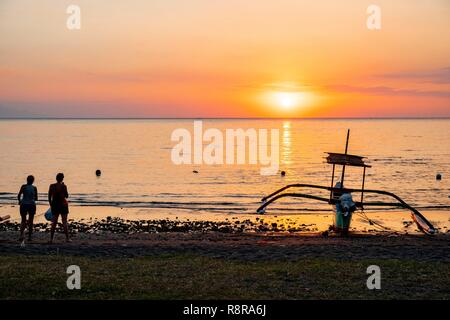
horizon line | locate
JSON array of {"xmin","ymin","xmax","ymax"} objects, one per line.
[{"xmin": 1, "ymin": 116, "xmax": 450, "ymax": 120}]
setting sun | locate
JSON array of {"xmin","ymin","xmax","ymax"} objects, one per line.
[
  {"xmin": 257, "ymin": 87, "xmax": 317, "ymax": 116},
  {"xmin": 276, "ymin": 92, "xmax": 303, "ymax": 110}
]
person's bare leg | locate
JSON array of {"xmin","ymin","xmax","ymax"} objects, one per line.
[
  {"xmin": 62, "ymin": 214, "xmax": 70, "ymax": 242},
  {"xmin": 27, "ymin": 214, "xmax": 34, "ymax": 241},
  {"xmin": 19, "ymin": 215, "xmax": 26, "ymax": 241},
  {"xmin": 50, "ymin": 214, "xmax": 58, "ymax": 244}
]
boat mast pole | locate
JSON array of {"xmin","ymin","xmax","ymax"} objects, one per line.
[
  {"xmin": 340, "ymin": 129, "xmax": 350, "ymax": 187},
  {"xmin": 361, "ymin": 166, "xmax": 366, "ymax": 204},
  {"xmin": 329, "ymin": 164, "xmax": 335, "ymax": 203}
]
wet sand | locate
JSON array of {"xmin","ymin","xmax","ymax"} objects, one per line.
[{"xmin": 1, "ymin": 203, "xmax": 449, "ymax": 234}]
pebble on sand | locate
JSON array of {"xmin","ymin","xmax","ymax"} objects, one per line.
[{"xmin": 0, "ymin": 216, "xmax": 316, "ymax": 234}]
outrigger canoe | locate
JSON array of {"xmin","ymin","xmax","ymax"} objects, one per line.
[{"xmin": 257, "ymin": 130, "xmax": 436, "ymax": 235}]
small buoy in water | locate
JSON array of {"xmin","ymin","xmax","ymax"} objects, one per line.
[
  {"xmin": 96, "ymin": 169, "xmax": 101, "ymax": 177},
  {"xmin": 281, "ymin": 170, "xmax": 286, "ymax": 177},
  {"xmin": 436, "ymin": 173, "xmax": 442, "ymax": 180},
  {"xmin": 193, "ymin": 170, "xmax": 198, "ymax": 174}
]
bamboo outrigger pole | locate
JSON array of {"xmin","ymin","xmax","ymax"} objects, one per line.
[{"xmin": 340, "ymin": 129, "xmax": 350, "ymax": 186}]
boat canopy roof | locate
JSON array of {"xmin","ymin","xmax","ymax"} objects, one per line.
[{"xmin": 325, "ymin": 152, "xmax": 371, "ymax": 168}]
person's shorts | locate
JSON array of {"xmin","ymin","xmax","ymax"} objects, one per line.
[
  {"xmin": 51, "ymin": 203, "xmax": 69, "ymax": 216},
  {"xmin": 20, "ymin": 204, "xmax": 36, "ymax": 217}
]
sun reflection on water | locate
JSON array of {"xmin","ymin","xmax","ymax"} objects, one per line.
[{"xmin": 282, "ymin": 121, "xmax": 292, "ymax": 165}]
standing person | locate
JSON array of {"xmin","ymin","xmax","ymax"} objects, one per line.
[
  {"xmin": 48, "ymin": 173, "xmax": 70, "ymax": 243},
  {"xmin": 17, "ymin": 175, "xmax": 38, "ymax": 241}
]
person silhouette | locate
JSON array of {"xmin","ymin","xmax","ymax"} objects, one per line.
[
  {"xmin": 17, "ymin": 175, "xmax": 38, "ymax": 241},
  {"xmin": 48, "ymin": 173, "xmax": 70, "ymax": 243}
]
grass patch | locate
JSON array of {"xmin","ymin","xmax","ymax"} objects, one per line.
[{"xmin": 0, "ymin": 255, "xmax": 448, "ymax": 299}]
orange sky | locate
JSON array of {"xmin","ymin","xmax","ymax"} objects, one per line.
[{"xmin": 0, "ymin": 0, "xmax": 449, "ymax": 118}]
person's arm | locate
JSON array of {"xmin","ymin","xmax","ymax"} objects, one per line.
[
  {"xmin": 64, "ymin": 185, "xmax": 69, "ymax": 199},
  {"xmin": 48, "ymin": 185, "xmax": 52, "ymax": 205},
  {"xmin": 17, "ymin": 185, "xmax": 24, "ymax": 205},
  {"xmin": 34, "ymin": 186, "xmax": 38, "ymax": 201}
]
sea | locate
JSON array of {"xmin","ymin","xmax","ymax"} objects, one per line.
[{"xmin": 1, "ymin": 119, "xmax": 449, "ymax": 232}]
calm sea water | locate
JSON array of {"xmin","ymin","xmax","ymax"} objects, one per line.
[{"xmin": 0, "ymin": 119, "xmax": 449, "ymax": 219}]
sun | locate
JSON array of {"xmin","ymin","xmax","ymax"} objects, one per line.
[
  {"xmin": 258, "ymin": 83, "xmax": 314, "ymax": 115},
  {"xmin": 278, "ymin": 92, "xmax": 296, "ymax": 109},
  {"xmin": 274, "ymin": 91, "xmax": 304, "ymax": 110}
]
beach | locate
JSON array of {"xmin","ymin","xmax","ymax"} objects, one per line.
[
  {"xmin": 0, "ymin": 228, "xmax": 449, "ymax": 299},
  {"xmin": 1, "ymin": 210, "xmax": 450, "ymax": 300},
  {"xmin": 1, "ymin": 225, "xmax": 449, "ymax": 261}
]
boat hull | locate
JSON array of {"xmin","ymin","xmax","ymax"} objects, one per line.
[{"xmin": 333, "ymin": 205, "xmax": 353, "ymax": 232}]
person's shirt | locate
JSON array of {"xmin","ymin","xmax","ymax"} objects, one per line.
[
  {"xmin": 339, "ymin": 193, "xmax": 354, "ymax": 205},
  {"xmin": 20, "ymin": 184, "xmax": 37, "ymax": 205},
  {"xmin": 339, "ymin": 193, "xmax": 356, "ymax": 215},
  {"xmin": 48, "ymin": 183, "xmax": 69, "ymax": 205}
]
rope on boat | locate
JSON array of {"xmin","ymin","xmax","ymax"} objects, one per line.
[{"xmin": 354, "ymin": 208, "xmax": 398, "ymax": 234}]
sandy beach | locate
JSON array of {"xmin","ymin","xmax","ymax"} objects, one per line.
[
  {"xmin": 1, "ymin": 227, "xmax": 449, "ymax": 261},
  {"xmin": 1, "ymin": 224, "xmax": 449, "ymax": 300},
  {"xmin": 2, "ymin": 187, "xmax": 448, "ymax": 299}
]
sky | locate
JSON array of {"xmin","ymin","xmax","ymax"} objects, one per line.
[{"xmin": 0, "ymin": 0, "xmax": 449, "ymax": 118}]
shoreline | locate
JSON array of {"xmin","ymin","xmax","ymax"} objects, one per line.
[{"xmin": 1, "ymin": 203, "xmax": 449, "ymax": 235}]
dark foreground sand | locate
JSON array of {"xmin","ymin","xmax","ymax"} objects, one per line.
[
  {"xmin": 0, "ymin": 216, "xmax": 448, "ymax": 261},
  {"xmin": 1, "ymin": 225, "xmax": 449, "ymax": 299},
  {"xmin": 1, "ymin": 230, "xmax": 449, "ymax": 262}
]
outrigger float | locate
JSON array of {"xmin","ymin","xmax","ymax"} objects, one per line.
[
  {"xmin": 257, "ymin": 130, "xmax": 436, "ymax": 235},
  {"xmin": 0, "ymin": 215, "xmax": 11, "ymax": 224}
]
